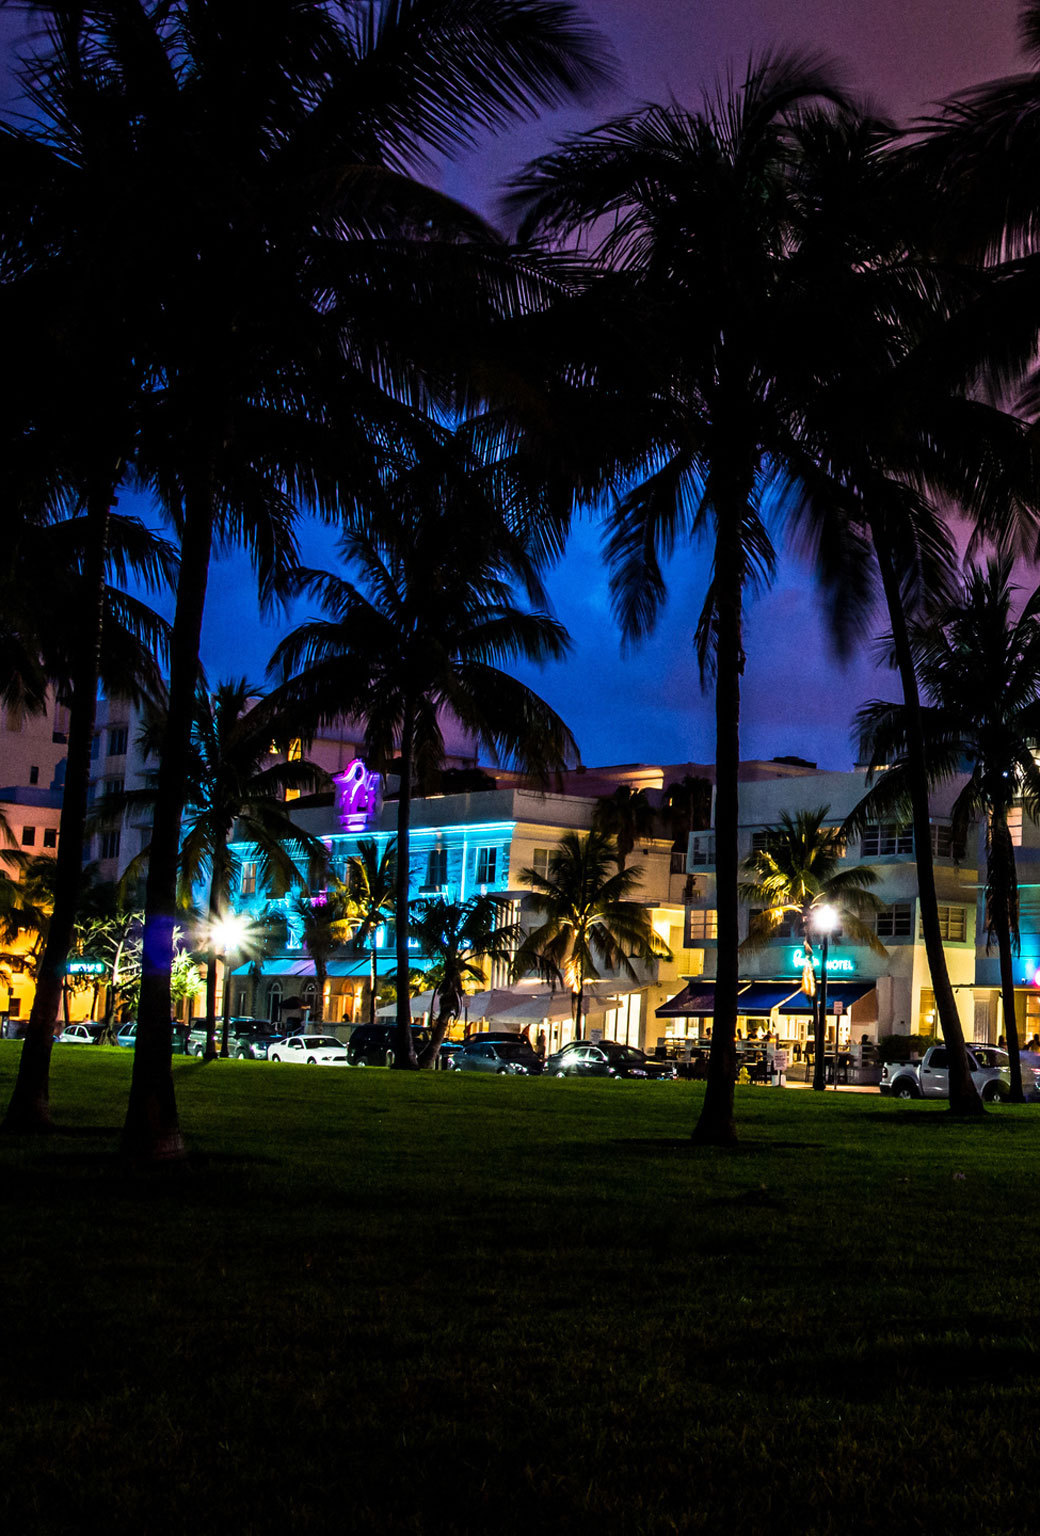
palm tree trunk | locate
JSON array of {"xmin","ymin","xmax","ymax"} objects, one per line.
[
  {"xmin": 369, "ymin": 936, "xmax": 378, "ymax": 1026},
  {"xmin": 204, "ymin": 878, "xmax": 220, "ymax": 1061},
  {"xmin": 313, "ymin": 955, "xmax": 327, "ymax": 1024},
  {"xmin": 874, "ymin": 533, "xmax": 983, "ymax": 1116},
  {"xmin": 693, "ymin": 486, "xmax": 745, "ymax": 1148},
  {"xmin": 392, "ymin": 706, "xmax": 418, "ymax": 1069},
  {"xmin": 989, "ymin": 815, "xmax": 1024, "ymax": 1102},
  {"xmin": 3, "ymin": 485, "xmax": 112, "ymax": 1134},
  {"xmin": 124, "ymin": 481, "xmax": 215, "ymax": 1159},
  {"xmin": 418, "ymin": 992, "xmax": 453, "ymax": 1068}
]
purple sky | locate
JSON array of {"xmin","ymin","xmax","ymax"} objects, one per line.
[{"xmin": 2, "ymin": 1, "xmax": 1030, "ymax": 770}]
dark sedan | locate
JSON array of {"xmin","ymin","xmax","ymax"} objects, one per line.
[
  {"xmin": 456, "ymin": 1038, "xmax": 543, "ymax": 1075},
  {"xmin": 545, "ymin": 1041, "xmax": 677, "ymax": 1079}
]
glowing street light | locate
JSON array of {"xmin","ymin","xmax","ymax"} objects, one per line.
[{"xmin": 209, "ymin": 912, "xmax": 253, "ymax": 1058}]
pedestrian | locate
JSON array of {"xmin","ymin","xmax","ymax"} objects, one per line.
[{"xmin": 535, "ymin": 1028, "xmax": 546, "ymax": 1061}]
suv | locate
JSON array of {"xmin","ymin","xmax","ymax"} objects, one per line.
[
  {"xmin": 346, "ymin": 1023, "xmax": 432, "ymax": 1066},
  {"xmin": 880, "ymin": 1044, "xmax": 1012, "ymax": 1101},
  {"xmin": 186, "ymin": 1018, "xmax": 284, "ymax": 1060}
]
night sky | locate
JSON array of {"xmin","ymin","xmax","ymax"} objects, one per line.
[{"xmin": 1, "ymin": 1, "xmax": 1029, "ymax": 770}]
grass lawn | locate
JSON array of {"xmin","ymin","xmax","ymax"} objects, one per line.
[{"xmin": 1, "ymin": 1042, "xmax": 1038, "ymax": 1535}]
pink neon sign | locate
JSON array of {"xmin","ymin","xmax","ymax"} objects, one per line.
[{"xmin": 334, "ymin": 759, "xmax": 383, "ymax": 832}]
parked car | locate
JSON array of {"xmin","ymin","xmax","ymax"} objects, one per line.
[
  {"xmin": 346, "ymin": 1023, "xmax": 432, "ymax": 1066},
  {"xmin": 545, "ymin": 1040, "xmax": 677, "ymax": 1080},
  {"xmin": 267, "ymin": 1034, "xmax": 349, "ymax": 1065},
  {"xmin": 55, "ymin": 1022, "xmax": 104, "ymax": 1045},
  {"xmin": 437, "ymin": 1040, "xmax": 465, "ymax": 1070},
  {"xmin": 880, "ymin": 1043, "xmax": 1016, "ymax": 1101},
  {"xmin": 186, "ymin": 1018, "xmax": 283, "ymax": 1059},
  {"xmin": 456, "ymin": 1037, "xmax": 543, "ymax": 1074},
  {"xmin": 116, "ymin": 1022, "xmax": 137, "ymax": 1048}
]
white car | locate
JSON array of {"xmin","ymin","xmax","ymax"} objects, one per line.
[
  {"xmin": 56, "ymin": 1022, "xmax": 103, "ymax": 1045},
  {"xmin": 267, "ymin": 1034, "xmax": 348, "ymax": 1065}
]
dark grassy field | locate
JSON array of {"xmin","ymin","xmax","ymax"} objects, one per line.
[{"xmin": 1, "ymin": 1042, "xmax": 1038, "ymax": 1535}]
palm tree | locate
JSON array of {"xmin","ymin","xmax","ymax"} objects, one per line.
[
  {"xmin": 272, "ymin": 432, "xmax": 578, "ymax": 1070},
  {"xmin": 0, "ymin": 510, "xmax": 172, "ymax": 1132},
  {"xmin": 410, "ymin": 894, "xmax": 523, "ymax": 1068},
  {"xmin": 514, "ymin": 828, "xmax": 670, "ymax": 1038},
  {"xmin": 592, "ymin": 785, "xmax": 656, "ymax": 871},
  {"xmin": 347, "ymin": 839, "xmax": 397, "ymax": 1027},
  {"xmin": 119, "ymin": 680, "xmax": 331, "ymax": 1058},
  {"xmin": 4, "ymin": 0, "xmax": 611, "ymax": 1158},
  {"xmin": 506, "ymin": 58, "xmax": 886, "ymax": 1140},
  {"xmin": 509, "ymin": 65, "xmax": 1039, "ymax": 1130},
  {"xmin": 739, "ymin": 806, "xmax": 886, "ymax": 1091},
  {"xmin": 287, "ymin": 883, "xmax": 357, "ymax": 1028},
  {"xmin": 853, "ymin": 557, "xmax": 1040, "ymax": 1103}
]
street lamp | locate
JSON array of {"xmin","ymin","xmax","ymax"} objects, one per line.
[
  {"xmin": 211, "ymin": 913, "xmax": 250, "ymax": 1058},
  {"xmin": 812, "ymin": 904, "xmax": 839, "ymax": 1093}
]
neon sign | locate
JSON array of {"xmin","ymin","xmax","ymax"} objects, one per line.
[
  {"xmin": 790, "ymin": 947, "xmax": 857, "ymax": 975},
  {"xmin": 334, "ymin": 759, "xmax": 382, "ymax": 833}
]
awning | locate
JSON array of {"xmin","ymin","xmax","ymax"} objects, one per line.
[
  {"xmin": 656, "ymin": 981, "xmax": 717, "ymax": 1018},
  {"xmin": 736, "ymin": 981, "xmax": 801, "ymax": 1016},
  {"xmin": 778, "ymin": 981, "xmax": 877, "ymax": 1016},
  {"xmin": 377, "ymin": 989, "xmax": 437, "ymax": 1018}
]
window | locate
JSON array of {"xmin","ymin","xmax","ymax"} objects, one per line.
[
  {"xmin": 669, "ymin": 849, "xmax": 686, "ymax": 874},
  {"xmin": 930, "ymin": 823, "xmax": 963, "ymax": 859},
  {"xmin": 241, "ymin": 861, "xmax": 257, "ymax": 897},
  {"xmin": 876, "ymin": 903, "xmax": 913, "ymax": 938},
  {"xmin": 690, "ymin": 833, "xmax": 715, "ymax": 865},
  {"xmin": 100, "ymin": 829, "xmax": 121, "ymax": 861},
  {"xmin": 21, "ymin": 826, "xmax": 35, "ymax": 847},
  {"xmin": 686, "ymin": 907, "xmax": 718, "ymax": 942},
  {"xmin": 425, "ymin": 847, "xmax": 448, "ymax": 888},
  {"xmin": 107, "ymin": 726, "xmax": 128, "ymax": 757},
  {"xmin": 7, "ymin": 997, "xmax": 20, "ymax": 1018},
  {"xmin": 531, "ymin": 848, "xmax": 551, "ymax": 880},
  {"xmin": 920, "ymin": 905, "xmax": 967, "ymax": 942},
  {"xmin": 102, "ymin": 777, "xmax": 124, "ymax": 801},
  {"xmin": 861, "ymin": 821, "xmax": 913, "ymax": 857},
  {"xmin": 28, "ymin": 766, "xmax": 38, "ymax": 786},
  {"xmin": 475, "ymin": 846, "xmax": 498, "ymax": 885},
  {"xmin": 1007, "ymin": 807, "xmax": 1024, "ymax": 847},
  {"xmin": 43, "ymin": 828, "xmax": 57, "ymax": 849}
]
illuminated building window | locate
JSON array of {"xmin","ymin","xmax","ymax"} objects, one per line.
[
  {"xmin": 1007, "ymin": 807, "xmax": 1024, "ymax": 847},
  {"xmin": 241, "ymin": 862, "xmax": 257, "ymax": 897},
  {"xmin": 686, "ymin": 908, "xmax": 718, "ymax": 942},
  {"xmin": 919, "ymin": 987, "xmax": 937, "ymax": 1036},
  {"xmin": 475, "ymin": 847, "xmax": 498, "ymax": 885}
]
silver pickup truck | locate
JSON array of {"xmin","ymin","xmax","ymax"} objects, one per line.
[{"xmin": 879, "ymin": 1044, "xmax": 1011, "ymax": 1102}]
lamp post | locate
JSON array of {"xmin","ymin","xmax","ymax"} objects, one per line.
[{"xmin": 812, "ymin": 904, "xmax": 839, "ymax": 1093}]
